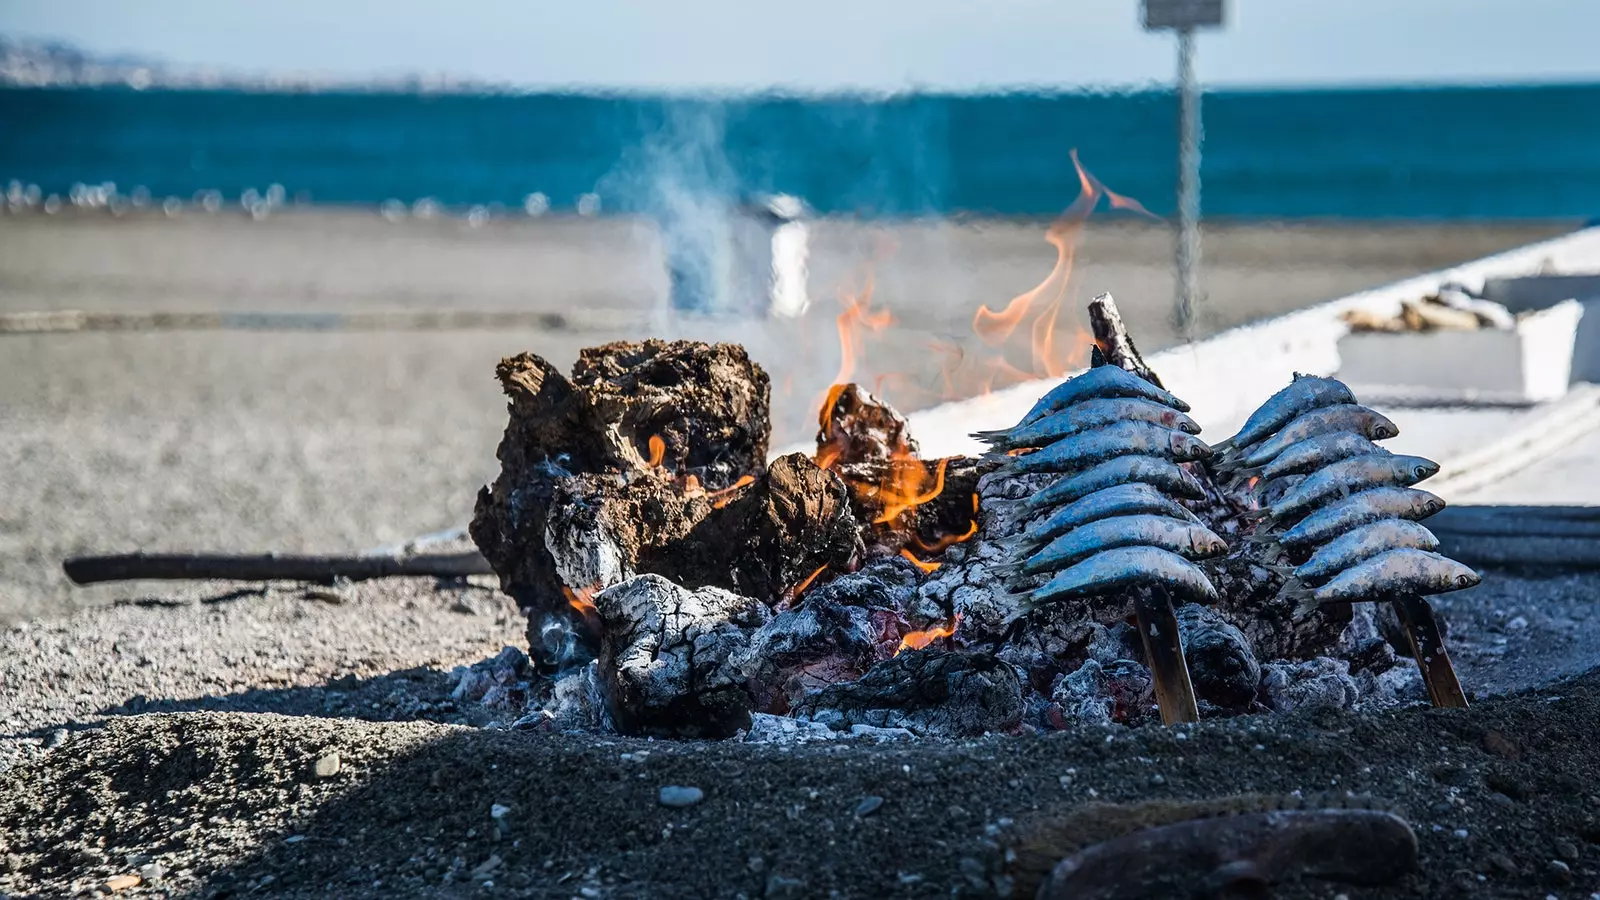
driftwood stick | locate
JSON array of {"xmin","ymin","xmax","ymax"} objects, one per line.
[
  {"xmin": 63, "ymin": 551, "xmax": 494, "ymax": 586},
  {"xmin": 1134, "ymin": 587, "xmax": 1201, "ymax": 725},
  {"xmin": 1087, "ymin": 292, "xmax": 1164, "ymax": 388},
  {"xmin": 1390, "ymin": 594, "xmax": 1469, "ymax": 709}
]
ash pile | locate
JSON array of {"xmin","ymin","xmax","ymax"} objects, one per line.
[{"xmin": 467, "ymin": 294, "xmax": 1479, "ymax": 741}]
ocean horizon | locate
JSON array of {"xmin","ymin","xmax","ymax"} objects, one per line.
[{"xmin": 4, "ymin": 82, "xmax": 1599, "ymax": 221}]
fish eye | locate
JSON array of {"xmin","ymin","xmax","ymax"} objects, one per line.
[
  {"xmin": 1414, "ymin": 466, "xmax": 1430, "ymax": 479},
  {"xmin": 1456, "ymin": 574, "xmax": 1474, "ymax": 587}
]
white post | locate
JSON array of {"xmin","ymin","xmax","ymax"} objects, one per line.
[{"xmin": 1175, "ymin": 26, "xmax": 1202, "ymax": 338}]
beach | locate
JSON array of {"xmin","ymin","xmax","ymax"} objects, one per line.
[{"xmin": 0, "ymin": 210, "xmax": 1573, "ymax": 623}]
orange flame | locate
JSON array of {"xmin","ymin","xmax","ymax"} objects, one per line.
[
  {"xmin": 910, "ymin": 518, "xmax": 978, "ymax": 555},
  {"xmin": 646, "ymin": 435, "xmax": 666, "ymax": 468},
  {"xmin": 821, "ymin": 274, "xmax": 892, "ymax": 415},
  {"xmin": 790, "ymin": 563, "xmax": 829, "ymax": 601},
  {"xmin": 871, "ymin": 456, "xmax": 949, "ymax": 525},
  {"xmin": 899, "ymin": 548, "xmax": 941, "ymax": 574},
  {"xmin": 1244, "ymin": 476, "xmax": 1261, "ymax": 491},
  {"xmin": 708, "ymin": 474, "xmax": 756, "ymax": 508},
  {"xmin": 563, "ymin": 585, "xmax": 599, "ymax": 618},
  {"xmin": 896, "ymin": 613, "xmax": 962, "ymax": 655}
]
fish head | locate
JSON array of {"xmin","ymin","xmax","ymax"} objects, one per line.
[
  {"xmin": 1368, "ymin": 414, "xmax": 1401, "ymax": 440},
  {"xmin": 1408, "ymin": 458, "xmax": 1441, "ymax": 481},
  {"xmin": 1173, "ymin": 433, "xmax": 1213, "ymax": 459},
  {"xmin": 1454, "ymin": 566, "xmax": 1481, "ymax": 589},
  {"xmin": 1174, "ymin": 412, "xmax": 1202, "ymax": 434},
  {"xmin": 1195, "ymin": 532, "xmax": 1230, "ymax": 558},
  {"xmin": 1415, "ymin": 492, "xmax": 1447, "ymax": 516}
]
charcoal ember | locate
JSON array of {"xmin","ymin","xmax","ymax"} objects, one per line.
[
  {"xmin": 652, "ymin": 453, "xmax": 862, "ymax": 603},
  {"xmin": 815, "ymin": 383, "xmax": 916, "ymax": 469},
  {"xmin": 1337, "ymin": 604, "xmax": 1405, "ymax": 676},
  {"xmin": 1207, "ymin": 553, "xmax": 1350, "ymax": 661},
  {"xmin": 594, "ymin": 574, "xmax": 769, "ymax": 738},
  {"xmin": 1047, "ymin": 658, "xmax": 1156, "ymax": 727},
  {"xmin": 906, "ymin": 456, "xmax": 989, "ymax": 551},
  {"xmin": 471, "ymin": 353, "xmax": 612, "ymax": 624},
  {"xmin": 1174, "ymin": 605, "xmax": 1260, "ymax": 712},
  {"xmin": 545, "ymin": 473, "xmax": 708, "ymax": 592},
  {"xmin": 1259, "ymin": 657, "xmax": 1360, "ymax": 714},
  {"xmin": 1036, "ymin": 808, "xmax": 1418, "ymax": 900},
  {"xmin": 472, "ymin": 341, "xmax": 770, "ymax": 626},
  {"xmin": 793, "ymin": 650, "xmax": 1024, "ymax": 738},
  {"xmin": 734, "ymin": 557, "xmax": 920, "ymax": 711},
  {"xmin": 570, "ymin": 339, "xmax": 770, "ymax": 487}
]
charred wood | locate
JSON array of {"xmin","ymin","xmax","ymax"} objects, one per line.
[{"xmin": 792, "ymin": 650, "xmax": 1024, "ymax": 738}]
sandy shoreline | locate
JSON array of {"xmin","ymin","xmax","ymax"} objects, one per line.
[{"xmin": 0, "ymin": 212, "xmax": 1574, "ymax": 623}]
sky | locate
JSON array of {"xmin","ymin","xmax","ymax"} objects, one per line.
[{"xmin": 3, "ymin": 0, "xmax": 1599, "ymax": 91}]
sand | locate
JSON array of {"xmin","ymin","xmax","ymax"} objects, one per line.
[{"xmin": 0, "ymin": 211, "xmax": 1571, "ymax": 625}]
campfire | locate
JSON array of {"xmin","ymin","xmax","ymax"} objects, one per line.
[{"xmin": 467, "ymin": 288, "xmax": 1471, "ymax": 741}]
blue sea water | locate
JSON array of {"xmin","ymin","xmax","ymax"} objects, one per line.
[{"xmin": 2, "ymin": 84, "xmax": 1598, "ymax": 220}]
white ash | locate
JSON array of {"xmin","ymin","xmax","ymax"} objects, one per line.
[
  {"xmin": 739, "ymin": 713, "xmax": 915, "ymax": 745},
  {"xmin": 544, "ymin": 494, "xmax": 631, "ymax": 592},
  {"xmin": 1260, "ymin": 657, "xmax": 1361, "ymax": 714},
  {"xmin": 520, "ymin": 660, "xmax": 610, "ymax": 733},
  {"xmin": 792, "ymin": 650, "xmax": 1024, "ymax": 738},
  {"xmin": 449, "ymin": 645, "xmax": 533, "ymax": 710},
  {"xmin": 594, "ymin": 574, "xmax": 770, "ymax": 738},
  {"xmin": 1047, "ymin": 658, "xmax": 1156, "ymax": 727}
]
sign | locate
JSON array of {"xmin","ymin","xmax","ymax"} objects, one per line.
[{"xmin": 1142, "ymin": 0, "xmax": 1224, "ymax": 30}]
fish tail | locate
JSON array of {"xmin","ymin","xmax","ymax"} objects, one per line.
[
  {"xmin": 1281, "ymin": 580, "xmax": 1321, "ymax": 619},
  {"xmin": 1244, "ymin": 531, "xmax": 1281, "ymax": 546},
  {"xmin": 1212, "ymin": 437, "xmax": 1236, "ymax": 452},
  {"xmin": 970, "ymin": 429, "xmax": 1014, "ymax": 447},
  {"xmin": 1265, "ymin": 563, "xmax": 1297, "ymax": 577},
  {"xmin": 1238, "ymin": 507, "xmax": 1272, "ymax": 522}
]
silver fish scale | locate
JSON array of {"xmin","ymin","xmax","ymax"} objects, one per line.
[
  {"xmin": 1233, "ymin": 377, "xmax": 1477, "ymax": 609},
  {"xmin": 999, "ymin": 367, "xmax": 1224, "ymax": 609}
]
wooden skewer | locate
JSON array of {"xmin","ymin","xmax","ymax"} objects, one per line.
[
  {"xmin": 1390, "ymin": 594, "xmax": 1469, "ymax": 709},
  {"xmin": 1134, "ymin": 587, "xmax": 1201, "ymax": 725}
]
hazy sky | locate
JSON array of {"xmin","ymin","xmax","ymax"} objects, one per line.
[{"xmin": 4, "ymin": 0, "xmax": 1598, "ymax": 90}]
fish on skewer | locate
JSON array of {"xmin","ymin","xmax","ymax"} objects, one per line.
[
  {"xmin": 1214, "ymin": 375, "xmax": 1356, "ymax": 452},
  {"xmin": 1263, "ymin": 486, "xmax": 1446, "ymax": 548},
  {"xmin": 1226, "ymin": 431, "xmax": 1387, "ymax": 484},
  {"xmin": 1005, "ymin": 546, "xmax": 1220, "ymax": 614},
  {"xmin": 994, "ymin": 422, "xmax": 1212, "ymax": 477},
  {"xmin": 1272, "ymin": 518, "xmax": 1441, "ymax": 584},
  {"xmin": 1008, "ymin": 482, "xmax": 1202, "ymax": 555},
  {"xmin": 973, "ymin": 398, "xmax": 1200, "ymax": 451},
  {"xmin": 1016, "ymin": 364, "xmax": 1191, "ymax": 428},
  {"xmin": 1284, "ymin": 548, "xmax": 1480, "ymax": 618},
  {"xmin": 1025, "ymin": 455, "xmax": 1208, "ymax": 511},
  {"xmin": 1003, "ymin": 514, "xmax": 1228, "ymax": 577},
  {"xmin": 1248, "ymin": 454, "xmax": 1440, "ymax": 526},
  {"xmin": 1219, "ymin": 405, "xmax": 1398, "ymax": 472}
]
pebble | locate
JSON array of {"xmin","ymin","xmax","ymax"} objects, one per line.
[
  {"xmin": 1486, "ymin": 852, "xmax": 1518, "ymax": 874},
  {"xmin": 658, "ymin": 786, "xmax": 704, "ymax": 808},
  {"xmin": 1505, "ymin": 615, "xmax": 1529, "ymax": 631},
  {"xmin": 765, "ymin": 875, "xmax": 808, "ymax": 898},
  {"xmin": 490, "ymin": 804, "xmax": 511, "ymax": 820},
  {"xmin": 137, "ymin": 863, "xmax": 164, "ymax": 883},
  {"xmin": 312, "ymin": 751, "xmax": 341, "ymax": 779},
  {"xmin": 45, "ymin": 729, "xmax": 67, "ymax": 749},
  {"xmin": 1554, "ymin": 838, "xmax": 1580, "ymax": 860},
  {"xmin": 1452, "ymin": 828, "xmax": 1469, "ymax": 839},
  {"xmin": 855, "ymin": 796, "xmax": 884, "ymax": 817},
  {"xmin": 469, "ymin": 855, "xmax": 502, "ymax": 880},
  {"xmin": 103, "ymin": 874, "xmax": 140, "ymax": 892},
  {"xmin": 1547, "ymin": 860, "xmax": 1574, "ymax": 884}
]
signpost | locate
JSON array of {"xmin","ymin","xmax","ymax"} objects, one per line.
[{"xmin": 1142, "ymin": 0, "xmax": 1224, "ymax": 338}]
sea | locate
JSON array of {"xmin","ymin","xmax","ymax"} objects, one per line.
[{"xmin": 3, "ymin": 83, "xmax": 1599, "ymax": 220}]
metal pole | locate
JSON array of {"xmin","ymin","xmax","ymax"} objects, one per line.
[{"xmin": 1175, "ymin": 26, "xmax": 1201, "ymax": 337}]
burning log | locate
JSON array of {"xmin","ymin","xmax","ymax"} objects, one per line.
[
  {"xmin": 792, "ymin": 650, "xmax": 1024, "ymax": 738},
  {"xmin": 593, "ymin": 574, "xmax": 770, "ymax": 739},
  {"xmin": 1087, "ymin": 292, "xmax": 1163, "ymax": 388},
  {"xmin": 1173, "ymin": 603, "xmax": 1260, "ymax": 713}
]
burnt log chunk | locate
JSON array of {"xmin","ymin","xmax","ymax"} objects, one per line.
[
  {"xmin": 815, "ymin": 382, "xmax": 916, "ymax": 469},
  {"xmin": 1175, "ymin": 604, "xmax": 1260, "ymax": 712},
  {"xmin": 793, "ymin": 650, "xmax": 1024, "ymax": 738},
  {"xmin": 643, "ymin": 453, "xmax": 862, "ymax": 603},
  {"xmin": 571, "ymin": 339, "xmax": 770, "ymax": 487},
  {"xmin": 594, "ymin": 574, "xmax": 769, "ymax": 738}
]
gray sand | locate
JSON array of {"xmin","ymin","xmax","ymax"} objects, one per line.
[{"xmin": 0, "ymin": 212, "xmax": 1572, "ymax": 624}]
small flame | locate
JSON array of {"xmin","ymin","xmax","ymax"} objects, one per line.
[
  {"xmin": 1245, "ymin": 476, "xmax": 1261, "ymax": 491},
  {"xmin": 790, "ymin": 563, "xmax": 829, "ymax": 601},
  {"xmin": 563, "ymin": 585, "xmax": 599, "ymax": 618},
  {"xmin": 910, "ymin": 518, "xmax": 978, "ymax": 555},
  {"xmin": 708, "ymin": 474, "xmax": 756, "ymax": 508},
  {"xmin": 871, "ymin": 456, "xmax": 949, "ymax": 525},
  {"xmin": 898, "ymin": 548, "xmax": 941, "ymax": 574},
  {"xmin": 896, "ymin": 613, "xmax": 962, "ymax": 655},
  {"xmin": 817, "ymin": 273, "xmax": 892, "ymax": 421},
  {"xmin": 646, "ymin": 435, "xmax": 666, "ymax": 468}
]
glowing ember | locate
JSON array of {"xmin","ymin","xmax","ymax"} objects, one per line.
[
  {"xmin": 1245, "ymin": 476, "xmax": 1261, "ymax": 490},
  {"xmin": 646, "ymin": 435, "xmax": 666, "ymax": 468},
  {"xmin": 910, "ymin": 517, "xmax": 978, "ymax": 555},
  {"xmin": 707, "ymin": 474, "xmax": 756, "ymax": 508},
  {"xmin": 870, "ymin": 455, "xmax": 949, "ymax": 524},
  {"xmin": 896, "ymin": 613, "xmax": 962, "ymax": 655},
  {"xmin": 899, "ymin": 548, "xmax": 941, "ymax": 574},
  {"xmin": 790, "ymin": 563, "xmax": 829, "ymax": 601}
]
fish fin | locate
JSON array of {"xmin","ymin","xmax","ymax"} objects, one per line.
[
  {"xmin": 1211, "ymin": 437, "xmax": 1236, "ymax": 452},
  {"xmin": 1238, "ymin": 507, "xmax": 1272, "ymax": 522},
  {"xmin": 1244, "ymin": 531, "xmax": 1281, "ymax": 546},
  {"xmin": 1264, "ymin": 564, "xmax": 1297, "ymax": 577}
]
